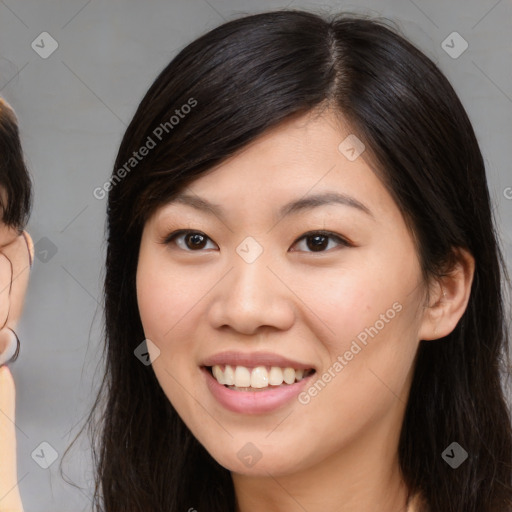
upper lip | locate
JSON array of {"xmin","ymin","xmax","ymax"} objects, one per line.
[{"xmin": 201, "ymin": 351, "xmax": 315, "ymax": 370}]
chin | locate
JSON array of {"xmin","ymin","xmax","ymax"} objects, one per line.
[{"xmin": 203, "ymin": 441, "xmax": 307, "ymax": 477}]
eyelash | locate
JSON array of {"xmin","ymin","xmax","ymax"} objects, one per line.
[{"xmin": 161, "ymin": 229, "xmax": 353, "ymax": 253}]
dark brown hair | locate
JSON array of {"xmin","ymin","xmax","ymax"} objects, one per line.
[
  {"xmin": 64, "ymin": 9, "xmax": 512, "ymax": 511},
  {"xmin": 0, "ymin": 98, "xmax": 32, "ymax": 229}
]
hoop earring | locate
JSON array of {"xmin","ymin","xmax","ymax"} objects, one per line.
[{"xmin": 0, "ymin": 327, "xmax": 20, "ymax": 366}]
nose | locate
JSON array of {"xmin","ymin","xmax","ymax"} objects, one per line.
[{"xmin": 208, "ymin": 251, "xmax": 295, "ymax": 336}]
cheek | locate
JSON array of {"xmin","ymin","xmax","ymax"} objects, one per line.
[
  {"xmin": 135, "ymin": 249, "xmax": 198, "ymax": 408},
  {"xmin": 136, "ymin": 249, "xmax": 204, "ymax": 343},
  {"xmin": 136, "ymin": 251, "xmax": 208, "ymax": 427},
  {"xmin": 291, "ymin": 251, "xmax": 422, "ymax": 421},
  {"xmin": 289, "ymin": 252, "xmax": 420, "ymax": 359},
  {"xmin": 290, "ymin": 303, "xmax": 420, "ymax": 463}
]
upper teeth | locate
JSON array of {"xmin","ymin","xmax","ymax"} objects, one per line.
[{"xmin": 211, "ymin": 365, "xmax": 309, "ymax": 388}]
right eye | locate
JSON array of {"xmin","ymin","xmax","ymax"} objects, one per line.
[{"xmin": 164, "ymin": 230, "xmax": 218, "ymax": 251}]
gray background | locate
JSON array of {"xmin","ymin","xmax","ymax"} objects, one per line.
[{"xmin": 1, "ymin": 0, "xmax": 511, "ymax": 510}]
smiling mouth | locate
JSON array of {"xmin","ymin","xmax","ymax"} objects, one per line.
[{"xmin": 205, "ymin": 365, "xmax": 316, "ymax": 391}]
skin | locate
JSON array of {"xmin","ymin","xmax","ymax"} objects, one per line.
[
  {"xmin": 0, "ymin": 185, "xmax": 33, "ymax": 512},
  {"xmin": 137, "ymin": 109, "xmax": 474, "ymax": 512}
]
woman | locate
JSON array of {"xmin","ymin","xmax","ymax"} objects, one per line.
[
  {"xmin": 0, "ymin": 97, "xmax": 34, "ymax": 512},
  {"xmin": 5, "ymin": 8, "xmax": 512, "ymax": 512}
]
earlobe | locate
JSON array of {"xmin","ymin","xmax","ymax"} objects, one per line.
[{"xmin": 418, "ymin": 248, "xmax": 475, "ymax": 341}]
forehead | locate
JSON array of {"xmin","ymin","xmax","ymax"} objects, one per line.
[{"xmin": 155, "ymin": 109, "xmax": 397, "ymax": 223}]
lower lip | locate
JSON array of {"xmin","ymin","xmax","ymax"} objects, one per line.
[{"xmin": 202, "ymin": 366, "xmax": 315, "ymax": 414}]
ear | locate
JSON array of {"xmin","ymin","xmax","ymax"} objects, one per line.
[{"xmin": 418, "ymin": 248, "xmax": 475, "ymax": 341}]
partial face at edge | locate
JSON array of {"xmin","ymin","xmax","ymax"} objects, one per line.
[
  {"xmin": 136, "ymin": 109, "xmax": 430, "ymax": 477},
  {"xmin": 0, "ymin": 185, "xmax": 33, "ymax": 359}
]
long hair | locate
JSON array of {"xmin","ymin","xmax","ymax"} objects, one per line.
[
  {"xmin": 0, "ymin": 98, "xmax": 32, "ymax": 229},
  {"xmin": 65, "ymin": 10, "xmax": 512, "ymax": 511}
]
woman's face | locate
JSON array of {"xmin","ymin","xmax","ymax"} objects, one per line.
[{"xmin": 136, "ymin": 109, "xmax": 432, "ymax": 478}]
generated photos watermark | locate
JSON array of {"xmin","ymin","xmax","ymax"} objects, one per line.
[
  {"xmin": 298, "ymin": 301, "xmax": 403, "ymax": 405},
  {"xmin": 93, "ymin": 97, "xmax": 198, "ymax": 200}
]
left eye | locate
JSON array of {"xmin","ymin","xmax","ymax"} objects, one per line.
[
  {"xmin": 291, "ymin": 231, "xmax": 351, "ymax": 252},
  {"xmin": 164, "ymin": 230, "xmax": 351, "ymax": 253}
]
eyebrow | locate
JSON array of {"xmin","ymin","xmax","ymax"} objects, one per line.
[{"xmin": 166, "ymin": 191, "xmax": 374, "ymax": 222}]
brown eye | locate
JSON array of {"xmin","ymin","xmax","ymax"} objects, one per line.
[
  {"xmin": 165, "ymin": 230, "xmax": 217, "ymax": 251},
  {"xmin": 290, "ymin": 231, "xmax": 351, "ymax": 253}
]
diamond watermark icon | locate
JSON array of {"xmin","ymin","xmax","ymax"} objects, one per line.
[
  {"xmin": 442, "ymin": 441, "xmax": 468, "ymax": 469},
  {"xmin": 31, "ymin": 32, "xmax": 59, "ymax": 59},
  {"xmin": 134, "ymin": 338, "xmax": 161, "ymax": 365},
  {"xmin": 236, "ymin": 236, "xmax": 263, "ymax": 264},
  {"xmin": 34, "ymin": 237, "xmax": 58, "ymax": 263},
  {"xmin": 31, "ymin": 441, "xmax": 58, "ymax": 469},
  {"xmin": 338, "ymin": 134, "xmax": 365, "ymax": 161},
  {"xmin": 441, "ymin": 32, "xmax": 468, "ymax": 59},
  {"xmin": 237, "ymin": 442, "xmax": 262, "ymax": 468}
]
